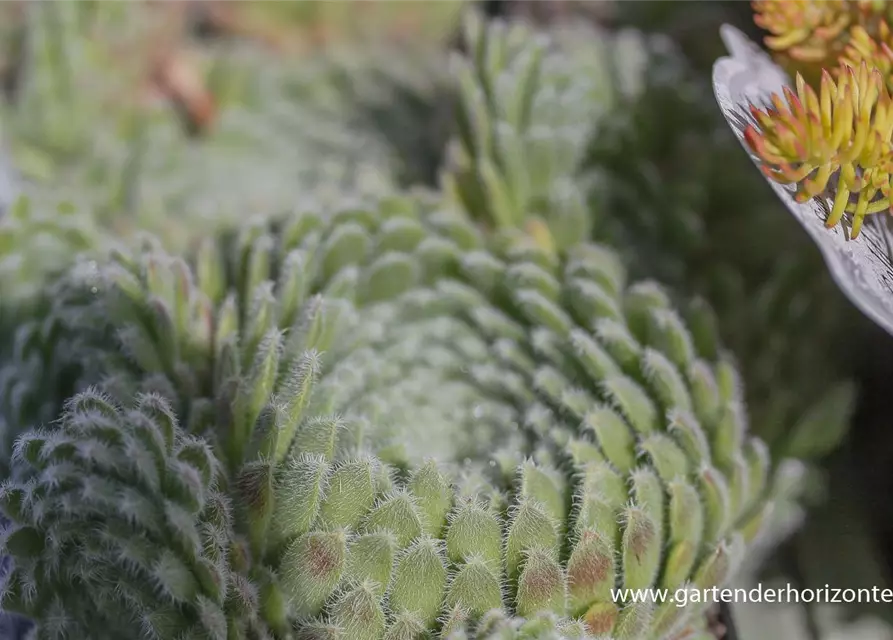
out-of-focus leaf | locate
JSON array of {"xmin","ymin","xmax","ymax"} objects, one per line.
[{"xmin": 784, "ymin": 383, "xmax": 857, "ymax": 460}]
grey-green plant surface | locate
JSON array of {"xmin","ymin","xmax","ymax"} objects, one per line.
[
  {"xmin": 440, "ymin": 13, "xmax": 616, "ymax": 250},
  {"xmin": 0, "ymin": 0, "xmax": 444, "ymax": 302},
  {"xmin": 1, "ymin": 188, "xmax": 782, "ymax": 640},
  {"xmin": 0, "ymin": 5, "xmax": 850, "ymax": 640},
  {"xmin": 436, "ymin": 6, "xmax": 857, "ymax": 482},
  {"xmin": 433, "ymin": 13, "xmax": 818, "ymax": 558},
  {"xmin": 0, "ymin": 0, "xmax": 457, "ymax": 472}
]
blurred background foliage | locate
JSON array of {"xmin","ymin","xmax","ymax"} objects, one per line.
[{"xmin": 0, "ymin": 1, "xmax": 892, "ymax": 638}]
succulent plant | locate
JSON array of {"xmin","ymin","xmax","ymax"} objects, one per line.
[
  {"xmin": 743, "ymin": 30, "xmax": 893, "ymax": 237},
  {"xmin": 0, "ymin": 0, "xmax": 436, "ymax": 267},
  {"xmin": 440, "ymin": 11, "xmax": 614, "ymax": 251},
  {"xmin": 751, "ymin": 0, "xmax": 893, "ymax": 81},
  {"xmin": 0, "ymin": 0, "xmax": 457, "ymax": 453},
  {"xmin": 432, "ymin": 6, "xmax": 857, "ymax": 480},
  {"xmin": 0, "ymin": 190, "xmax": 783, "ymax": 639},
  {"xmin": 732, "ymin": 0, "xmax": 893, "ymax": 248},
  {"xmin": 0, "ymin": 7, "xmax": 850, "ymax": 640},
  {"xmin": 752, "ymin": 0, "xmax": 855, "ymax": 66},
  {"xmin": 0, "ymin": 9, "xmax": 608, "ymax": 460}
]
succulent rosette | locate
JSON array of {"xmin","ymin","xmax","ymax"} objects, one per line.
[{"xmin": 0, "ymin": 191, "xmax": 782, "ymax": 640}]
